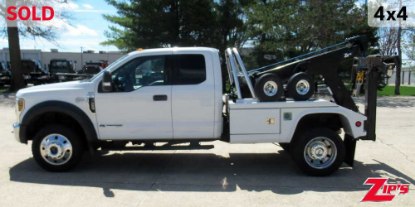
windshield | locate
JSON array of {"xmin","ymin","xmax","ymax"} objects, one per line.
[
  {"xmin": 50, "ymin": 61, "xmax": 72, "ymax": 73},
  {"xmin": 21, "ymin": 61, "xmax": 37, "ymax": 74},
  {"xmin": 89, "ymin": 54, "xmax": 129, "ymax": 81}
]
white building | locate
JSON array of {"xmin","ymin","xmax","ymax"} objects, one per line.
[{"xmin": 0, "ymin": 48, "xmax": 124, "ymax": 71}]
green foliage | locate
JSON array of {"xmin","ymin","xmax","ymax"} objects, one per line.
[
  {"xmin": 103, "ymin": 0, "xmax": 377, "ymax": 72},
  {"xmin": 244, "ymin": 0, "xmax": 377, "ymax": 65},
  {"xmin": 103, "ymin": 0, "xmax": 246, "ymax": 51}
]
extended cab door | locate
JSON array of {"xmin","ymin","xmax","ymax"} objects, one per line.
[
  {"xmin": 94, "ymin": 55, "xmax": 173, "ymax": 140},
  {"xmin": 171, "ymin": 52, "xmax": 215, "ymax": 139}
]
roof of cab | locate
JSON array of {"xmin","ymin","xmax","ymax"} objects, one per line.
[{"xmin": 127, "ymin": 47, "xmax": 219, "ymax": 56}]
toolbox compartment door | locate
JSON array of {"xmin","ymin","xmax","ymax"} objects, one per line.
[{"xmin": 230, "ymin": 108, "xmax": 280, "ymax": 135}]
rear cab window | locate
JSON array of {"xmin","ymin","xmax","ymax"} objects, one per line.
[{"xmin": 173, "ymin": 55, "xmax": 206, "ymax": 85}]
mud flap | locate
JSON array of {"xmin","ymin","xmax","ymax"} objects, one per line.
[{"xmin": 344, "ymin": 134, "xmax": 356, "ymax": 167}]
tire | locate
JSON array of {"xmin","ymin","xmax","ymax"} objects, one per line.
[
  {"xmin": 254, "ymin": 73, "xmax": 284, "ymax": 102},
  {"xmin": 287, "ymin": 72, "xmax": 314, "ymax": 101},
  {"xmin": 32, "ymin": 124, "xmax": 84, "ymax": 172},
  {"xmin": 291, "ymin": 128, "xmax": 345, "ymax": 176}
]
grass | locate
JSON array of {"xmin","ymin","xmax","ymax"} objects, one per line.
[{"xmin": 378, "ymin": 85, "xmax": 415, "ymax": 96}]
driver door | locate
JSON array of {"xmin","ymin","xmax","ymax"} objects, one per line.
[{"xmin": 94, "ymin": 55, "xmax": 173, "ymax": 140}]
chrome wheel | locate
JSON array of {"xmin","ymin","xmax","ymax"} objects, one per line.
[
  {"xmin": 287, "ymin": 72, "xmax": 314, "ymax": 101},
  {"xmin": 296, "ymin": 80, "xmax": 310, "ymax": 95},
  {"xmin": 40, "ymin": 134, "xmax": 73, "ymax": 166},
  {"xmin": 303, "ymin": 136, "xmax": 337, "ymax": 169},
  {"xmin": 263, "ymin": 81, "xmax": 278, "ymax": 96}
]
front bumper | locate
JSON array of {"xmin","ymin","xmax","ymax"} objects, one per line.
[{"xmin": 13, "ymin": 123, "xmax": 21, "ymax": 143}]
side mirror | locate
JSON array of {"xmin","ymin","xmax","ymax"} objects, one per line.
[{"xmin": 102, "ymin": 71, "xmax": 113, "ymax": 92}]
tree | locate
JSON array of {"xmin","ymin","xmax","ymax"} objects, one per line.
[
  {"xmin": 103, "ymin": 0, "xmax": 246, "ymax": 51},
  {"xmin": 244, "ymin": 0, "xmax": 377, "ymax": 65},
  {"xmin": 402, "ymin": 33, "xmax": 415, "ymax": 85},
  {"xmin": 403, "ymin": 32, "xmax": 415, "ymax": 62},
  {"xmin": 378, "ymin": 28, "xmax": 399, "ymax": 56},
  {"xmin": 396, "ymin": 26, "xmax": 402, "ymax": 94},
  {"xmin": 214, "ymin": 0, "xmax": 246, "ymax": 52},
  {"xmin": 6, "ymin": 23, "xmax": 24, "ymax": 91},
  {"xmin": 103, "ymin": 0, "xmax": 214, "ymax": 50}
]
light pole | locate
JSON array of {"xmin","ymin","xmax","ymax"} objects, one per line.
[{"xmin": 80, "ymin": 46, "xmax": 83, "ymax": 70}]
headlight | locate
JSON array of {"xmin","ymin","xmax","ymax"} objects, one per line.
[{"xmin": 17, "ymin": 98, "xmax": 25, "ymax": 112}]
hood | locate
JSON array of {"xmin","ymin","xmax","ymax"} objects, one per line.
[{"xmin": 16, "ymin": 81, "xmax": 92, "ymax": 97}]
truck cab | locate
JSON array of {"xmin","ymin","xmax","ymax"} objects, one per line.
[
  {"xmin": 21, "ymin": 59, "xmax": 48, "ymax": 85},
  {"xmin": 95, "ymin": 47, "xmax": 223, "ymax": 140},
  {"xmin": 13, "ymin": 46, "xmax": 387, "ymax": 176}
]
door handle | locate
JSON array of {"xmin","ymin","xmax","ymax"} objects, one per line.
[{"xmin": 153, "ymin": 95, "xmax": 168, "ymax": 101}]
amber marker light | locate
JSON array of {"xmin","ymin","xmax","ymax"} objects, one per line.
[{"xmin": 17, "ymin": 98, "xmax": 25, "ymax": 112}]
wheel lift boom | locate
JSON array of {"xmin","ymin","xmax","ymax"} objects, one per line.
[{"xmin": 252, "ymin": 36, "xmax": 370, "ymax": 112}]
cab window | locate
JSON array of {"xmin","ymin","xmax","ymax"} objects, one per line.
[
  {"xmin": 173, "ymin": 55, "xmax": 206, "ymax": 85},
  {"xmin": 110, "ymin": 56, "xmax": 167, "ymax": 92}
]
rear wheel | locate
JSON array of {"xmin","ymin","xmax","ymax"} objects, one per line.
[
  {"xmin": 254, "ymin": 73, "xmax": 284, "ymax": 102},
  {"xmin": 32, "ymin": 124, "xmax": 84, "ymax": 172},
  {"xmin": 291, "ymin": 128, "xmax": 345, "ymax": 176},
  {"xmin": 287, "ymin": 72, "xmax": 314, "ymax": 101}
]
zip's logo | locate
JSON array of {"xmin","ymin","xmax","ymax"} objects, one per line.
[{"xmin": 362, "ymin": 178, "xmax": 410, "ymax": 202}]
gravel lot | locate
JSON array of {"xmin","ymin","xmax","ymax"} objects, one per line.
[{"xmin": 0, "ymin": 93, "xmax": 414, "ymax": 207}]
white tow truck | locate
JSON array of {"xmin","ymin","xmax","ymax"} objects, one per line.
[{"xmin": 13, "ymin": 41, "xmax": 392, "ymax": 175}]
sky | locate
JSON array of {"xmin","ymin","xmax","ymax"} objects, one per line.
[{"xmin": 0, "ymin": 0, "xmax": 120, "ymax": 52}]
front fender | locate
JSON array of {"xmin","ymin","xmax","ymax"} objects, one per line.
[{"xmin": 19, "ymin": 101, "xmax": 98, "ymax": 147}]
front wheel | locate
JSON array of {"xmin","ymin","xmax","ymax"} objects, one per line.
[
  {"xmin": 291, "ymin": 128, "xmax": 345, "ymax": 176},
  {"xmin": 32, "ymin": 124, "xmax": 84, "ymax": 172}
]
